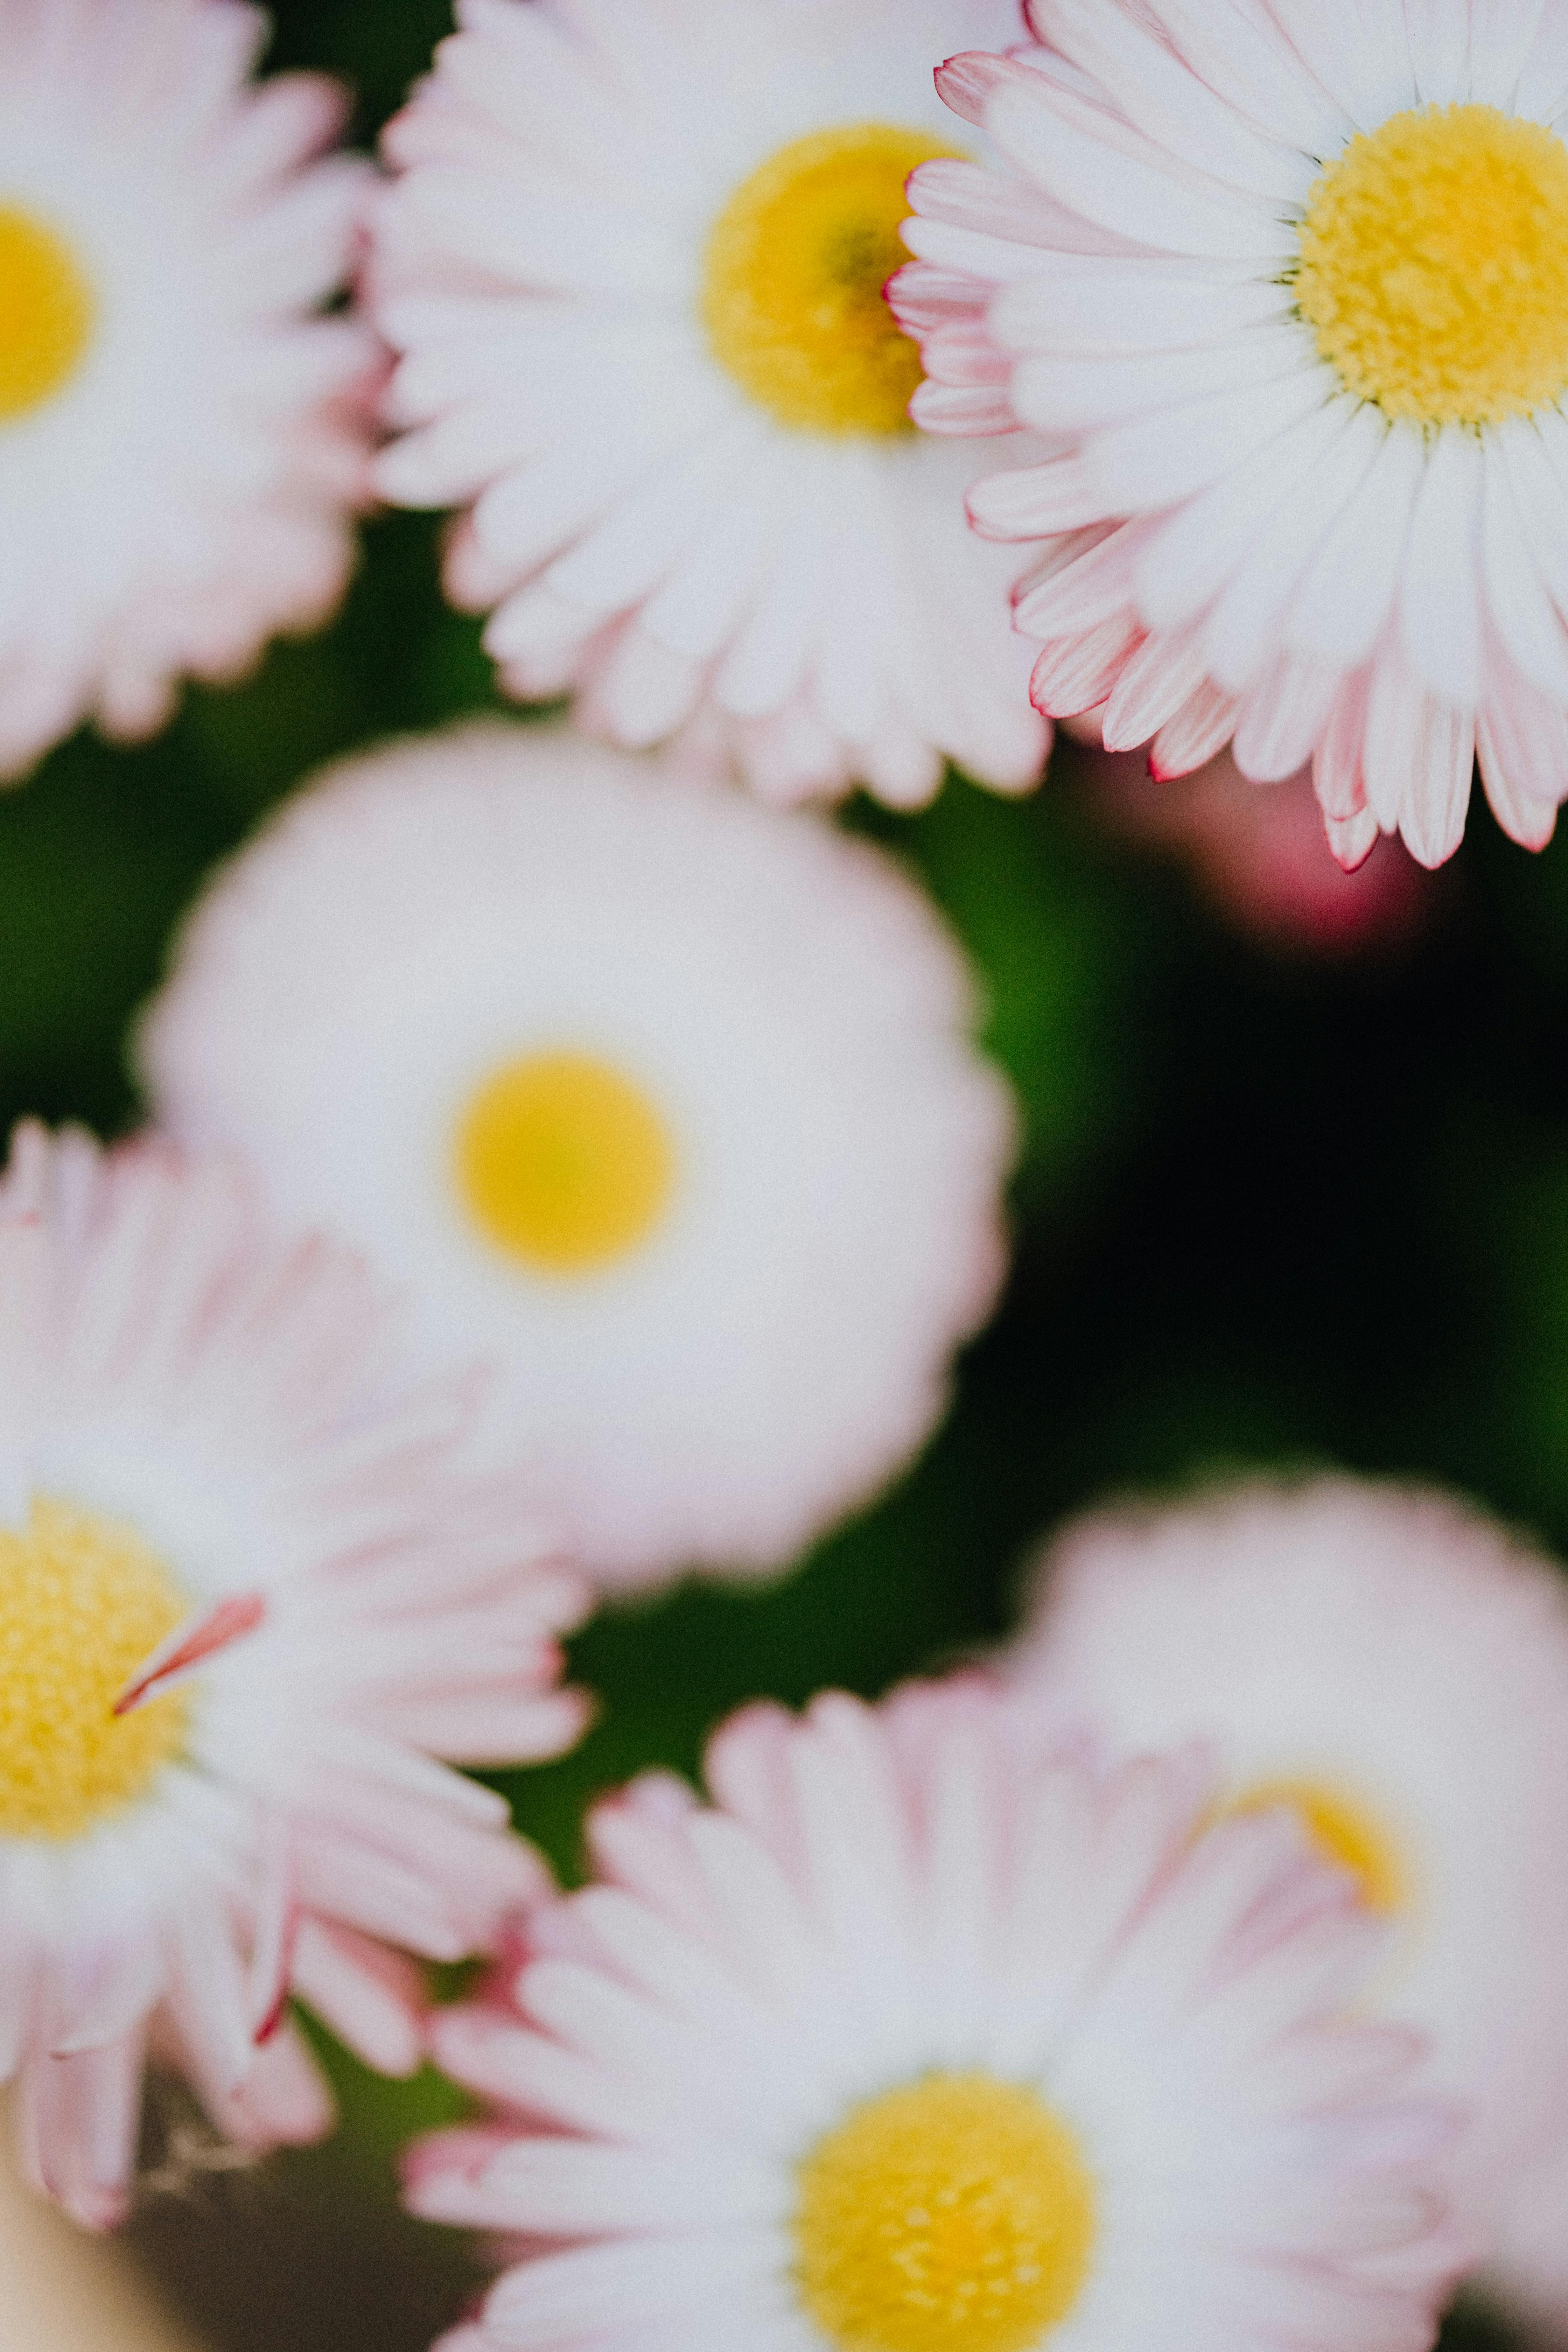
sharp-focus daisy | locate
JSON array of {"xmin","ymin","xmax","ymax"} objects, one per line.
[
  {"xmin": 406, "ymin": 1678, "xmax": 1465, "ymax": 2352},
  {"xmin": 1007, "ymin": 1477, "xmax": 1568, "ymax": 2270},
  {"xmin": 0, "ymin": 1121, "xmax": 590, "ymax": 2231},
  {"xmin": 370, "ymin": 0, "xmax": 1050, "ymax": 811},
  {"xmin": 137, "ymin": 722, "xmax": 1016, "ymax": 1590},
  {"xmin": 0, "ymin": 0, "xmax": 377, "ymax": 777},
  {"xmin": 891, "ymin": 1, "xmax": 1568, "ymax": 868}
]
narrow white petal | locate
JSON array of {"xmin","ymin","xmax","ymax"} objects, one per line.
[
  {"xmin": 985, "ymin": 78, "xmax": 1287, "ymax": 263},
  {"xmin": 1015, "ymin": 323, "xmax": 1308, "ymax": 434},
  {"xmin": 1029, "ymin": 0, "xmax": 1318, "ymax": 201},
  {"xmin": 1398, "ymin": 427, "xmax": 1484, "ymax": 705},
  {"xmin": 1087, "ymin": 363, "xmax": 1329, "ymax": 518},
  {"xmin": 1286, "ymin": 422, "xmax": 1425, "ymax": 667}
]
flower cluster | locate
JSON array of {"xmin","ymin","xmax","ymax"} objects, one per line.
[{"xmin": 6, "ymin": 6, "xmax": 1568, "ymax": 2352}]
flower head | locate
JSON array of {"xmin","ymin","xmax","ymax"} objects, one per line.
[
  {"xmin": 370, "ymin": 0, "xmax": 1049, "ymax": 810},
  {"xmin": 893, "ymin": 2, "xmax": 1568, "ymax": 867},
  {"xmin": 1009, "ymin": 1477, "xmax": 1568, "ymax": 2271},
  {"xmin": 0, "ymin": 1122, "xmax": 590, "ymax": 2229},
  {"xmin": 407, "ymin": 1679, "xmax": 1465, "ymax": 2352},
  {"xmin": 138, "ymin": 721, "xmax": 1016, "ymax": 1589},
  {"xmin": 0, "ymin": 0, "xmax": 379, "ymax": 777}
]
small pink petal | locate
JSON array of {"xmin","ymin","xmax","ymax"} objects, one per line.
[{"xmin": 113, "ymin": 1591, "xmax": 267, "ymax": 1717}]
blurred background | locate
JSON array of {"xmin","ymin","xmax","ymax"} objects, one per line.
[{"xmin": 6, "ymin": 3, "xmax": 1564, "ymax": 2346}]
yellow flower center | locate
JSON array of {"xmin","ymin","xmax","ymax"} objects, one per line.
[
  {"xmin": 0, "ymin": 204, "xmax": 94, "ymax": 423},
  {"xmin": 454, "ymin": 1051, "xmax": 677, "ymax": 1275},
  {"xmin": 0, "ymin": 1498, "xmax": 189, "ymax": 1842},
  {"xmin": 1229, "ymin": 1778, "xmax": 1406, "ymax": 1915},
  {"xmin": 794, "ymin": 2073, "xmax": 1097, "ymax": 2352},
  {"xmin": 701, "ymin": 123, "xmax": 961, "ymax": 435},
  {"xmin": 1295, "ymin": 103, "xmax": 1568, "ymax": 424}
]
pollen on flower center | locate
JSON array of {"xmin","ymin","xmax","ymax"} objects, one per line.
[
  {"xmin": 793, "ymin": 2072, "xmax": 1097, "ymax": 2352},
  {"xmin": 1230, "ymin": 1778, "xmax": 1406, "ymax": 1915},
  {"xmin": 1295, "ymin": 103, "xmax": 1568, "ymax": 424},
  {"xmin": 455, "ymin": 1050, "xmax": 676, "ymax": 1274},
  {"xmin": 701, "ymin": 123, "xmax": 963, "ymax": 435},
  {"xmin": 0, "ymin": 1498, "xmax": 189, "ymax": 1841},
  {"xmin": 0, "ymin": 204, "xmax": 94, "ymax": 422}
]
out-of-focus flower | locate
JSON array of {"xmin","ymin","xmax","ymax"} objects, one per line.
[
  {"xmin": 0, "ymin": 1122, "xmax": 590, "ymax": 2231},
  {"xmin": 0, "ymin": 0, "xmax": 377, "ymax": 778},
  {"xmin": 370, "ymin": 0, "xmax": 1049, "ymax": 810},
  {"xmin": 406, "ymin": 1679, "xmax": 1465, "ymax": 2352},
  {"xmin": 892, "ymin": 2, "xmax": 1568, "ymax": 869},
  {"xmin": 1008, "ymin": 1477, "xmax": 1568, "ymax": 2286},
  {"xmin": 1081, "ymin": 737, "xmax": 1435, "ymax": 957},
  {"xmin": 137, "ymin": 722, "xmax": 1015, "ymax": 1590}
]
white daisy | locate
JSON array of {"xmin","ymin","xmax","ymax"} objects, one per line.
[
  {"xmin": 0, "ymin": 1121, "xmax": 590, "ymax": 2231},
  {"xmin": 405, "ymin": 1678, "xmax": 1466, "ymax": 2352},
  {"xmin": 1007, "ymin": 1477, "xmax": 1568, "ymax": 2273},
  {"xmin": 136, "ymin": 721, "xmax": 1016, "ymax": 1591},
  {"xmin": 369, "ymin": 0, "xmax": 1050, "ymax": 812},
  {"xmin": 892, "ymin": 0, "xmax": 1568, "ymax": 868},
  {"xmin": 0, "ymin": 0, "xmax": 377, "ymax": 777}
]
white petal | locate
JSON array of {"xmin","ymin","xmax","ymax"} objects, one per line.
[
  {"xmin": 1286, "ymin": 421, "xmax": 1425, "ymax": 667},
  {"xmin": 1086, "ymin": 362, "xmax": 1329, "ymax": 517},
  {"xmin": 985, "ymin": 76, "xmax": 1287, "ymax": 263},
  {"xmin": 991, "ymin": 264, "xmax": 1291, "ymax": 359},
  {"xmin": 1203, "ymin": 398, "xmax": 1385, "ymax": 690},
  {"xmin": 1029, "ymin": 0, "xmax": 1318, "ymax": 201},
  {"xmin": 1398, "ymin": 427, "xmax": 1484, "ymax": 705},
  {"xmin": 1014, "ymin": 322, "xmax": 1309, "ymax": 433}
]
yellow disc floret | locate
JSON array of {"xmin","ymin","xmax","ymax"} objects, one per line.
[
  {"xmin": 794, "ymin": 2072, "xmax": 1097, "ymax": 2352},
  {"xmin": 1229, "ymin": 1778, "xmax": 1406, "ymax": 1916},
  {"xmin": 0, "ymin": 205, "xmax": 94, "ymax": 423},
  {"xmin": 0, "ymin": 1498, "xmax": 189, "ymax": 1841},
  {"xmin": 1296, "ymin": 103, "xmax": 1568, "ymax": 424},
  {"xmin": 702, "ymin": 123, "xmax": 963, "ymax": 435},
  {"xmin": 455, "ymin": 1050, "xmax": 677, "ymax": 1275}
]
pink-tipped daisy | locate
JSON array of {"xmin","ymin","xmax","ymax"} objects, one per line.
[
  {"xmin": 892, "ymin": 1, "xmax": 1568, "ymax": 868},
  {"xmin": 0, "ymin": 1120, "xmax": 591, "ymax": 2231},
  {"xmin": 406, "ymin": 1678, "xmax": 1466, "ymax": 2352},
  {"xmin": 0, "ymin": 0, "xmax": 377, "ymax": 777},
  {"xmin": 369, "ymin": 0, "xmax": 1050, "ymax": 811},
  {"xmin": 1008, "ymin": 1477, "xmax": 1568, "ymax": 2283},
  {"xmin": 136, "ymin": 721, "xmax": 1016, "ymax": 1591}
]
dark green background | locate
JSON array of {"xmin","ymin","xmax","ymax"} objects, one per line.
[{"xmin": 4, "ymin": 5, "xmax": 1545, "ymax": 2346}]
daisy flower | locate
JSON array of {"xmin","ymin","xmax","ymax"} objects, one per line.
[
  {"xmin": 369, "ymin": 0, "xmax": 1050, "ymax": 811},
  {"xmin": 891, "ymin": 1, "xmax": 1568, "ymax": 868},
  {"xmin": 0, "ymin": 1120, "xmax": 590, "ymax": 2231},
  {"xmin": 406, "ymin": 1678, "xmax": 1465, "ymax": 2352},
  {"xmin": 1007, "ymin": 1477, "xmax": 1568, "ymax": 2272},
  {"xmin": 136, "ymin": 722, "xmax": 1016, "ymax": 1591},
  {"xmin": 0, "ymin": 0, "xmax": 377, "ymax": 778}
]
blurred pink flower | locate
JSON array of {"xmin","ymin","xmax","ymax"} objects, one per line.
[{"xmin": 1076, "ymin": 723, "xmax": 1435, "ymax": 955}]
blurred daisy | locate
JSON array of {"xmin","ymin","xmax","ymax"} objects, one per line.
[
  {"xmin": 370, "ymin": 0, "xmax": 1049, "ymax": 811},
  {"xmin": 138, "ymin": 722, "xmax": 1015, "ymax": 1590},
  {"xmin": 0, "ymin": 1122, "xmax": 589, "ymax": 2230},
  {"xmin": 406, "ymin": 1679, "xmax": 1464, "ymax": 2352},
  {"xmin": 0, "ymin": 0, "xmax": 376, "ymax": 777},
  {"xmin": 1008, "ymin": 1478, "xmax": 1568, "ymax": 2269},
  {"xmin": 894, "ymin": 2, "xmax": 1568, "ymax": 868}
]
